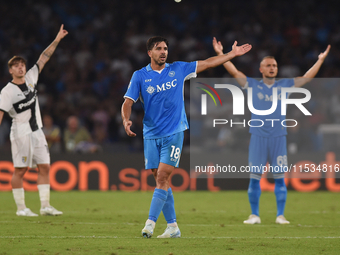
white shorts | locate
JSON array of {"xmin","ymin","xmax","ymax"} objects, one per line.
[{"xmin": 11, "ymin": 129, "xmax": 50, "ymax": 168}]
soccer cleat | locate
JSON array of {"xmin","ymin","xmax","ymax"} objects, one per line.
[
  {"xmin": 141, "ymin": 223, "xmax": 154, "ymax": 238},
  {"xmin": 243, "ymin": 214, "xmax": 261, "ymax": 224},
  {"xmin": 16, "ymin": 208, "xmax": 38, "ymax": 217},
  {"xmin": 157, "ymin": 226, "xmax": 181, "ymax": 238},
  {"xmin": 40, "ymin": 206, "xmax": 63, "ymax": 216},
  {"xmin": 275, "ymin": 215, "xmax": 290, "ymax": 224}
]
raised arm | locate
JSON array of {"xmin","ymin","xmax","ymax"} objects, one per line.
[
  {"xmin": 196, "ymin": 40, "xmax": 251, "ymax": 75},
  {"xmin": 294, "ymin": 45, "xmax": 331, "ymax": 87},
  {"xmin": 0, "ymin": 110, "xmax": 4, "ymax": 125},
  {"xmin": 36, "ymin": 24, "xmax": 68, "ymax": 73},
  {"xmin": 121, "ymin": 98, "xmax": 137, "ymax": 137},
  {"xmin": 212, "ymin": 37, "xmax": 247, "ymax": 87}
]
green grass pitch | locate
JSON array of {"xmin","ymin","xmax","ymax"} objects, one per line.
[{"xmin": 0, "ymin": 191, "xmax": 339, "ymax": 254}]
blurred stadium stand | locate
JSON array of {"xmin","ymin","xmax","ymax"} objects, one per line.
[{"xmin": 1, "ymin": 0, "xmax": 339, "ymax": 153}]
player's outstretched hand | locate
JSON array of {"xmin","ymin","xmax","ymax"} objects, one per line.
[
  {"xmin": 231, "ymin": 41, "xmax": 252, "ymax": 57},
  {"xmin": 318, "ymin": 45, "xmax": 331, "ymax": 61},
  {"xmin": 212, "ymin": 37, "xmax": 224, "ymax": 55},
  {"xmin": 56, "ymin": 24, "xmax": 68, "ymax": 42},
  {"xmin": 124, "ymin": 120, "xmax": 137, "ymax": 137}
]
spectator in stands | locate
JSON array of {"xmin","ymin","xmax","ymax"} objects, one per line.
[
  {"xmin": 64, "ymin": 115, "xmax": 100, "ymax": 153},
  {"xmin": 42, "ymin": 114, "xmax": 61, "ymax": 153}
]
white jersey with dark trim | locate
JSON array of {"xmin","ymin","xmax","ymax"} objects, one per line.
[{"xmin": 0, "ymin": 64, "xmax": 42, "ymax": 140}]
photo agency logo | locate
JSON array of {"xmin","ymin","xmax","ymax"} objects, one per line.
[
  {"xmin": 196, "ymin": 82, "xmax": 223, "ymax": 114},
  {"xmin": 197, "ymin": 81, "xmax": 312, "ymax": 128}
]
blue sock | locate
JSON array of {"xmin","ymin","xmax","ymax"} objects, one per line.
[
  {"xmin": 274, "ymin": 178, "xmax": 287, "ymax": 217},
  {"xmin": 248, "ymin": 178, "xmax": 261, "ymax": 216},
  {"xmin": 148, "ymin": 188, "xmax": 168, "ymax": 222},
  {"xmin": 162, "ymin": 187, "xmax": 176, "ymax": 224}
]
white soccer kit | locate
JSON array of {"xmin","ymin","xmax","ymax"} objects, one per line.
[{"xmin": 0, "ymin": 64, "xmax": 49, "ymax": 167}]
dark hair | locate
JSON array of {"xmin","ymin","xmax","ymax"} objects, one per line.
[
  {"xmin": 8, "ymin": 56, "xmax": 26, "ymax": 69},
  {"xmin": 146, "ymin": 36, "xmax": 169, "ymax": 51}
]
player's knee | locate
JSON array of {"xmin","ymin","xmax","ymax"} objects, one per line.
[
  {"xmin": 156, "ymin": 171, "xmax": 169, "ymax": 186},
  {"xmin": 151, "ymin": 168, "xmax": 158, "ymax": 179},
  {"xmin": 38, "ymin": 164, "xmax": 50, "ymax": 176},
  {"xmin": 13, "ymin": 167, "xmax": 28, "ymax": 178}
]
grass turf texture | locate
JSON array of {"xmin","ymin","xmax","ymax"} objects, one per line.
[{"xmin": 0, "ymin": 191, "xmax": 339, "ymax": 255}]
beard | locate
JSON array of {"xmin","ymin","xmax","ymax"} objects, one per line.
[{"xmin": 154, "ymin": 55, "xmax": 167, "ymax": 66}]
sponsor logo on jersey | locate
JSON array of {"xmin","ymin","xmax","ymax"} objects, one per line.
[
  {"xmin": 156, "ymin": 79, "xmax": 177, "ymax": 92},
  {"xmin": 18, "ymin": 94, "xmax": 37, "ymax": 109},
  {"xmin": 169, "ymin": 71, "xmax": 175, "ymax": 77},
  {"xmin": 265, "ymin": 94, "xmax": 282, "ymax": 101},
  {"xmin": 146, "ymin": 85, "xmax": 155, "ymax": 95},
  {"xmin": 145, "ymin": 79, "xmax": 152, "ymax": 82},
  {"xmin": 257, "ymin": 85, "xmax": 263, "ymax": 89},
  {"xmin": 257, "ymin": 92, "xmax": 264, "ymax": 100}
]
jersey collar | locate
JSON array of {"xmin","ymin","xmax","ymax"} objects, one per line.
[
  {"xmin": 260, "ymin": 79, "xmax": 276, "ymax": 89},
  {"xmin": 146, "ymin": 63, "xmax": 169, "ymax": 72}
]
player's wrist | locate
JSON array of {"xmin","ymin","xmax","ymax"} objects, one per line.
[{"xmin": 228, "ymin": 51, "xmax": 237, "ymax": 59}]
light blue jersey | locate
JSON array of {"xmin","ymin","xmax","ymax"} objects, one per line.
[
  {"xmin": 245, "ymin": 77, "xmax": 295, "ymax": 137},
  {"xmin": 124, "ymin": 61, "xmax": 197, "ymax": 139}
]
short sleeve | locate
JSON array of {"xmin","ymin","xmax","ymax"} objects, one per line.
[
  {"xmin": 25, "ymin": 64, "xmax": 39, "ymax": 87},
  {"xmin": 244, "ymin": 77, "xmax": 258, "ymax": 89},
  {"xmin": 124, "ymin": 71, "xmax": 141, "ymax": 102},
  {"xmin": 0, "ymin": 88, "xmax": 12, "ymax": 112},
  {"xmin": 281, "ymin": 78, "xmax": 295, "ymax": 88},
  {"xmin": 177, "ymin": 61, "xmax": 197, "ymax": 81}
]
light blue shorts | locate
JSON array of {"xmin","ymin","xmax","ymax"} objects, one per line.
[
  {"xmin": 248, "ymin": 134, "xmax": 287, "ymax": 174},
  {"xmin": 144, "ymin": 132, "xmax": 184, "ymax": 170}
]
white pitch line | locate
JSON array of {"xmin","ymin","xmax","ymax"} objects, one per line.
[
  {"xmin": 1, "ymin": 210, "xmax": 340, "ymax": 214},
  {"xmin": 0, "ymin": 236, "xmax": 340, "ymax": 239},
  {"xmin": 0, "ymin": 221, "xmax": 339, "ymax": 228}
]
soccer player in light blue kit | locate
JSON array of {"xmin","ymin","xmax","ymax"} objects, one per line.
[
  {"xmin": 122, "ymin": 36, "xmax": 252, "ymax": 238},
  {"xmin": 213, "ymin": 37, "xmax": 330, "ymax": 224}
]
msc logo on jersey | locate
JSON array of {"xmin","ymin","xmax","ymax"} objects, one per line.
[
  {"xmin": 257, "ymin": 92, "xmax": 264, "ymax": 100},
  {"xmin": 146, "ymin": 79, "xmax": 178, "ymax": 95},
  {"xmin": 146, "ymin": 85, "xmax": 155, "ymax": 95},
  {"xmin": 258, "ymin": 93, "xmax": 282, "ymax": 101},
  {"xmin": 265, "ymin": 94, "xmax": 282, "ymax": 101},
  {"xmin": 22, "ymin": 157, "xmax": 27, "ymax": 163},
  {"xmin": 169, "ymin": 71, "xmax": 175, "ymax": 77},
  {"xmin": 156, "ymin": 79, "xmax": 177, "ymax": 92}
]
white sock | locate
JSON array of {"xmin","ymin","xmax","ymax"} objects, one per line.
[
  {"xmin": 37, "ymin": 184, "xmax": 50, "ymax": 208},
  {"xmin": 168, "ymin": 222, "xmax": 178, "ymax": 228},
  {"xmin": 12, "ymin": 188, "xmax": 26, "ymax": 211},
  {"xmin": 146, "ymin": 219, "xmax": 156, "ymax": 228}
]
